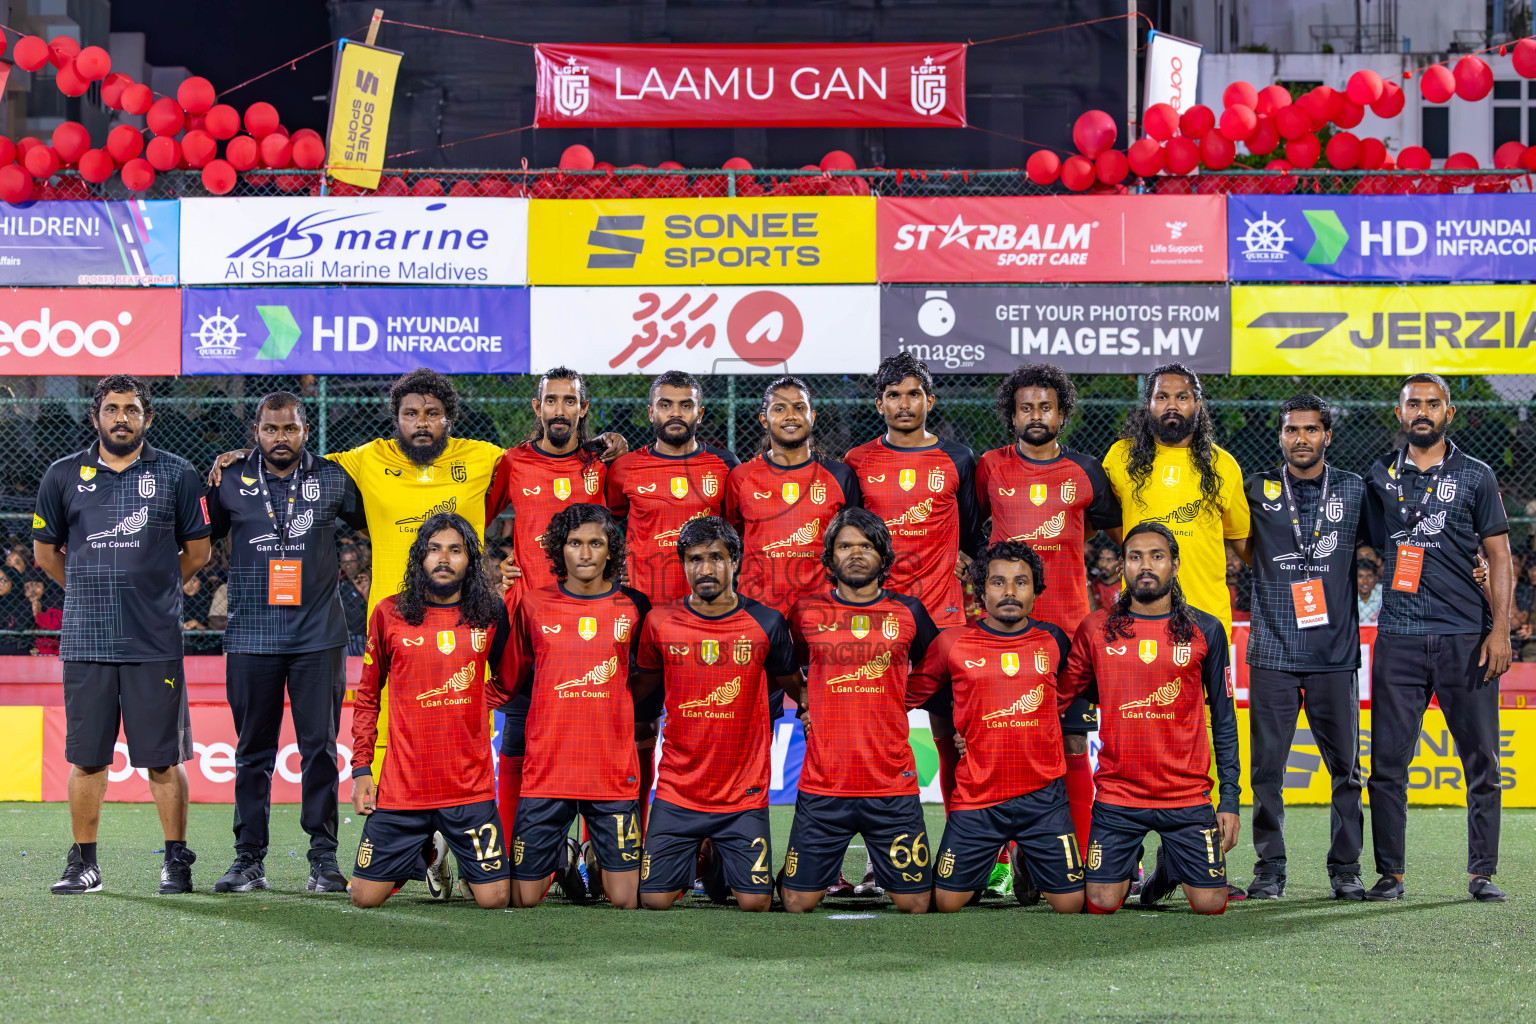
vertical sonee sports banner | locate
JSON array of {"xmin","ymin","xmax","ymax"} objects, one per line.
[{"xmin": 326, "ymin": 39, "xmax": 403, "ymax": 190}]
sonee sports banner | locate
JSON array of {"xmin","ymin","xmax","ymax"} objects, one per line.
[{"xmin": 534, "ymin": 43, "xmax": 966, "ymax": 128}]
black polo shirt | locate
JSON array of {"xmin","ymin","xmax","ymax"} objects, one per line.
[
  {"xmin": 1364, "ymin": 441, "xmax": 1509, "ymax": 636},
  {"xmin": 205, "ymin": 449, "xmax": 366, "ymax": 655},
  {"xmin": 1243, "ymin": 464, "xmax": 1367, "ymax": 673},
  {"xmin": 32, "ymin": 442, "xmax": 211, "ymax": 663}
]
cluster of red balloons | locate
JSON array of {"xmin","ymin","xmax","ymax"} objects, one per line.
[{"xmin": 502, "ymin": 145, "xmax": 871, "ymax": 198}]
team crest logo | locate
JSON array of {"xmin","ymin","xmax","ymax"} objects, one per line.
[
  {"xmin": 733, "ymin": 635, "xmax": 753, "ymax": 665},
  {"xmin": 552, "ymin": 55, "xmax": 591, "ymax": 117},
  {"xmin": 784, "ymin": 850, "xmax": 798, "ymax": 877},
  {"xmin": 1437, "ymin": 478, "xmax": 1457, "ymax": 503},
  {"xmin": 1029, "ymin": 484, "xmax": 1048, "ymax": 506},
  {"xmin": 702, "ymin": 472, "xmax": 719, "ymax": 498},
  {"xmin": 810, "ymin": 480, "xmax": 827, "ymax": 504},
  {"xmin": 417, "ymin": 466, "xmax": 435, "ymax": 483},
  {"xmin": 302, "ymin": 477, "xmax": 320, "ymax": 502},
  {"xmin": 450, "ymin": 462, "xmax": 466, "ymax": 483},
  {"xmin": 1162, "ymin": 466, "xmax": 1181, "ymax": 488},
  {"xmin": 583, "ymin": 464, "xmax": 601, "ymax": 495},
  {"xmin": 1172, "ymin": 643, "xmax": 1192, "ymax": 666},
  {"xmin": 670, "ymin": 476, "xmax": 689, "ymax": 500},
  {"xmin": 553, "ymin": 477, "xmax": 572, "ymax": 501},
  {"xmin": 1264, "ymin": 480, "xmax": 1281, "ymax": 501},
  {"xmin": 578, "ymin": 617, "xmax": 597, "ymax": 641},
  {"xmin": 1138, "ymin": 639, "xmax": 1158, "ymax": 664},
  {"xmin": 614, "ymin": 614, "xmax": 632, "ymax": 641},
  {"xmin": 898, "ymin": 469, "xmax": 917, "ymax": 492},
  {"xmin": 1086, "ymin": 843, "xmax": 1102, "ymax": 870},
  {"xmin": 910, "ymin": 55, "xmax": 948, "ymax": 116},
  {"xmin": 513, "ymin": 838, "xmax": 524, "ymax": 865},
  {"xmin": 782, "ymin": 482, "xmax": 800, "ymax": 503},
  {"xmin": 882, "ymin": 612, "xmax": 900, "ymax": 640},
  {"xmin": 79, "ymin": 466, "xmax": 96, "ymax": 481},
  {"xmin": 1326, "ymin": 495, "xmax": 1344, "ymax": 522},
  {"xmin": 927, "ymin": 467, "xmax": 945, "ymax": 493},
  {"xmin": 357, "ymin": 838, "xmax": 374, "ymax": 868},
  {"xmin": 1034, "ymin": 650, "xmax": 1051, "ymax": 675},
  {"xmin": 700, "ymin": 639, "xmax": 720, "ymax": 665},
  {"xmin": 470, "ymin": 628, "xmax": 488, "ymax": 653},
  {"xmin": 850, "ymin": 615, "xmax": 871, "ymax": 639},
  {"xmin": 936, "ymin": 849, "xmax": 955, "ymax": 878},
  {"xmin": 138, "ymin": 474, "xmax": 156, "ymax": 499},
  {"xmin": 436, "ymin": 630, "xmax": 456, "ymax": 655},
  {"xmin": 1060, "ymin": 479, "xmax": 1077, "ymax": 504},
  {"xmin": 1001, "ymin": 652, "xmax": 1020, "ymax": 677}
]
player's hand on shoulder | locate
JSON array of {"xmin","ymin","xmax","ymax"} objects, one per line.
[
  {"xmin": 952, "ymin": 733, "xmax": 967, "ymax": 759},
  {"xmin": 954, "ymin": 551, "xmax": 973, "ymax": 579},
  {"xmin": 206, "ymin": 448, "xmax": 252, "ymax": 487},
  {"xmin": 599, "ymin": 432, "xmax": 630, "ymax": 463},
  {"xmin": 1216, "ymin": 811, "xmax": 1240, "ymax": 853},
  {"xmin": 500, "ymin": 554, "xmax": 523, "ymax": 589},
  {"xmin": 353, "ymin": 775, "xmax": 376, "ymax": 816}
]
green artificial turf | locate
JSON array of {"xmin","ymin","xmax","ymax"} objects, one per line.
[{"xmin": 0, "ymin": 802, "xmax": 1531, "ymax": 1023}]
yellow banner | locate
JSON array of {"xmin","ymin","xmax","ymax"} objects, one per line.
[
  {"xmin": 1234, "ymin": 707, "xmax": 1536, "ymax": 808},
  {"xmin": 528, "ymin": 197, "xmax": 876, "ymax": 284},
  {"xmin": 0, "ymin": 707, "xmax": 42, "ymax": 801},
  {"xmin": 1233, "ymin": 285, "xmax": 1536, "ymax": 375},
  {"xmin": 325, "ymin": 39, "xmax": 403, "ymax": 190}
]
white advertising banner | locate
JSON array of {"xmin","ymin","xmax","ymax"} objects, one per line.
[
  {"xmin": 1142, "ymin": 30, "xmax": 1202, "ymax": 119},
  {"xmin": 178, "ymin": 197, "xmax": 529, "ymax": 285},
  {"xmin": 530, "ymin": 285, "xmax": 879, "ymax": 374}
]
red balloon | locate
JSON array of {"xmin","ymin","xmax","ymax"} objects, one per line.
[
  {"xmin": 48, "ymin": 36, "xmax": 79, "ymax": 70},
  {"xmin": 144, "ymin": 136, "xmax": 179, "ymax": 172},
  {"xmin": 181, "ymin": 130, "xmax": 217, "ymax": 169},
  {"xmin": 411, "ymin": 177, "xmax": 444, "ymax": 197},
  {"xmin": 1275, "ymin": 105, "xmax": 1313, "ymax": 141},
  {"xmin": 1222, "ymin": 81, "xmax": 1258, "ymax": 110},
  {"xmin": 12, "ymin": 36, "xmax": 49, "ymax": 73},
  {"xmin": 1324, "ymin": 88, "xmax": 1348, "ymax": 124},
  {"xmin": 0, "ymin": 138, "xmax": 13, "ymax": 165},
  {"xmin": 658, "ymin": 160, "xmax": 685, "ymax": 170},
  {"xmin": 1523, "ymin": 146, "xmax": 1536, "ymax": 172},
  {"xmin": 1286, "ymin": 132, "xmax": 1321, "ymax": 169},
  {"xmin": 722, "ymin": 157, "xmax": 753, "ymax": 170},
  {"xmin": 201, "ymin": 159, "xmax": 237, "ymax": 195},
  {"xmin": 1326, "ymin": 131, "xmax": 1362, "ymax": 170},
  {"xmin": 23, "ymin": 146, "xmax": 60, "ymax": 180},
  {"xmin": 376, "ymin": 175, "xmax": 411, "ymax": 196},
  {"xmin": 1060, "ymin": 155, "xmax": 1096, "ymax": 191},
  {"xmin": 1127, "ymin": 138, "xmax": 1164, "ymax": 177},
  {"xmin": 1495, "ymin": 141, "xmax": 1527, "ymax": 169},
  {"xmin": 100, "ymin": 74, "xmax": 131, "ymax": 110},
  {"xmin": 1143, "ymin": 103, "xmax": 1180, "ymax": 141},
  {"xmin": 1420, "ymin": 65, "xmax": 1455, "ymax": 103},
  {"xmin": 225, "ymin": 135, "xmax": 260, "ymax": 172},
  {"xmin": 1246, "ymin": 116, "xmax": 1280, "ymax": 156},
  {"xmin": 55, "ymin": 62, "xmax": 89, "ymax": 98},
  {"xmin": 204, "ymin": 105, "xmax": 242, "ymax": 141},
  {"xmin": 1336, "ymin": 99, "xmax": 1365, "ymax": 129},
  {"xmin": 75, "ymin": 45, "xmax": 111, "ymax": 81},
  {"xmin": 1219, "ymin": 104, "xmax": 1257, "ymax": 142},
  {"xmin": 558, "ymin": 145, "xmax": 595, "ymax": 171},
  {"xmin": 292, "ymin": 135, "xmax": 325, "ymax": 170},
  {"xmin": 1025, "ymin": 149, "xmax": 1060, "ymax": 185},
  {"xmin": 1360, "ymin": 137, "xmax": 1388, "ymax": 170},
  {"xmin": 178, "ymin": 77, "xmax": 216, "ymax": 115},
  {"xmin": 1255, "ymin": 84, "xmax": 1292, "ymax": 118},
  {"xmin": 106, "ymin": 125, "xmax": 144, "ymax": 163},
  {"xmin": 1454, "ymin": 56, "xmax": 1493, "ymax": 101},
  {"xmin": 259, "ymin": 133, "xmax": 292, "ymax": 169},
  {"xmin": 289, "ymin": 128, "xmax": 322, "ymax": 145},
  {"xmin": 1095, "ymin": 148, "xmax": 1128, "ymax": 185},
  {"xmin": 1164, "ymin": 136, "xmax": 1201, "ymax": 175},
  {"xmin": 1515, "ymin": 38, "xmax": 1536, "ymax": 78},
  {"xmin": 1178, "ymin": 104, "xmax": 1215, "ymax": 139},
  {"xmin": 243, "ymin": 102, "xmax": 281, "ymax": 139},
  {"xmin": 1445, "ymin": 151, "xmax": 1480, "ymax": 170},
  {"xmin": 820, "ymin": 150, "xmax": 857, "ymax": 171},
  {"xmin": 1346, "ymin": 70, "xmax": 1384, "ymax": 106},
  {"xmin": 51, "ymin": 122, "xmax": 90, "ymax": 165},
  {"xmin": 1397, "ymin": 146, "xmax": 1432, "ymax": 170},
  {"xmin": 0, "ymin": 165, "xmax": 34, "ymax": 204},
  {"xmin": 1072, "ymin": 110, "xmax": 1117, "ymax": 157},
  {"xmin": 1199, "ymin": 132, "xmax": 1236, "ymax": 170},
  {"xmin": 122, "ymin": 84, "xmax": 153, "ymax": 116},
  {"xmin": 78, "ymin": 149, "xmax": 115, "ymax": 184},
  {"xmin": 1371, "ymin": 81, "xmax": 1405, "ymax": 118},
  {"xmin": 1296, "ymin": 89, "xmax": 1332, "ymax": 128},
  {"xmin": 17, "ymin": 137, "xmax": 44, "ymax": 159},
  {"xmin": 146, "ymin": 98, "xmax": 185, "ymax": 137},
  {"xmin": 120, "ymin": 158, "xmax": 155, "ymax": 192}
]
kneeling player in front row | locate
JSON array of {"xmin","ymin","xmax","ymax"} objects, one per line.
[
  {"xmin": 636, "ymin": 517, "xmax": 801, "ymax": 911},
  {"xmin": 504, "ymin": 504, "xmax": 654, "ymax": 910},
  {"xmin": 1059, "ymin": 522, "xmax": 1240, "ymax": 915},
  {"xmin": 349, "ymin": 513, "xmax": 512, "ymax": 909},
  {"xmin": 908, "ymin": 541, "xmax": 1084, "ymax": 914}
]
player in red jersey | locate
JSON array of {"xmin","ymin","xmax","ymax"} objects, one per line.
[
  {"xmin": 504, "ymin": 504, "xmax": 655, "ymax": 910},
  {"xmin": 975, "ymin": 364, "xmax": 1122, "ymax": 866},
  {"xmin": 636, "ymin": 517, "xmax": 801, "ymax": 912},
  {"xmin": 484, "ymin": 366, "xmax": 611, "ymax": 848},
  {"xmin": 843, "ymin": 353, "xmax": 982, "ymax": 895},
  {"xmin": 349, "ymin": 513, "xmax": 511, "ymax": 909},
  {"xmin": 781, "ymin": 506, "xmax": 940, "ymax": 914},
  {"xmin": 908, "ymin": 541, "xmax": 1084, "ymax": 914},
  {"xmin": 724, "ymin": 376, "xmax": 860, "ymax": 616},
  {"xmin": 1058, "ymin": 522, "xmax": 1240, "ymax": 915}
]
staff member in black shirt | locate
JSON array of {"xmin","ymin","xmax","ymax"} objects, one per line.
[
  {"xmin": 1363, "ymin": 373, "xmax": 1513, "ymax": 904},
  {"xmin": 1235, "ymin": 395, "xmax": 1367, "ymax": 902},
  {"xmin": 204, "ymin": 392, "xmax": 366, "ymax": 895},
  {"xmin": 33, "ymin": 375, "xmax": 212, "ymax": 895}
]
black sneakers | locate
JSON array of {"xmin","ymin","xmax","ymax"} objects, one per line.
[
  {"xmin": 1138, "ymin": 847, "xmax": 1177, "ymax": 906},
  {"xmin": 158, "ymin": 846, "xmax": 197, "ymax": 894},
  {"xmin": 51, "ymin": 844, "xmax": 102, "ymax": 895},
  {"xmin": 555, "ymin": 837, "xmax": 588, "ymax": 903},
  {"xmin": 1364, "ymin": 874, "xmax": 1405, "ymax": 901},
  {"xmin": 1246, "ymin": 874, "xmax": 1286, "ymax": 900},
  {"xmin": 307, "ymin": 853, "xmax": 349, "ymax": 893},
  {"xmin": 1469, "ymin": 876, "xmax": 1508, "ymax": 903},
  {"xmin": 699, "ymin": 839, "xmax": 729, "ymax": 904},
  {"xmin": 1330, "ymin": 873, "xmax": 1366, "ymax": 901},
  {"xmin": 213, "ymin": 853, "xmax": 269, "ymax": 893},
  {"xmin": 1012, "ymin": 853, "xmax": 1041, "ymax": 907}
]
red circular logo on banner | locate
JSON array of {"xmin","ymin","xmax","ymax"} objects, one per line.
[{"xmin": 727, "ymin": 291, "xmax": 804, "ymax": 366}]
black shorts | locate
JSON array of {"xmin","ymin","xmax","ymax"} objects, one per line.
[
  {"xmin": 353, "ymin": 800, "xmax": 510, "ymax": 884},
  {"xmin": 512, "ymin": 797, "xmax": 642, "ymax": 880},
  {"xmin": 63, "ymin": 660, "xmax": 191, "ymax": 768},
  {"xmin": 934, "ymin": 779, "xmax": 1085, "ymax": 894},
  {"xmin": 1061, "ymin": 697, "xmax": 1098, "ymax": 734},
  {"xmin": 639, "ymin": 797, "xmax": 773, "ymax": 895},
  {"xmin": 782, "ymin": 792, "xmax": 932, "ymax": 895},
  {"xmin": 1085, "ymin": 801, "xmax": 1226, "ymax": 888}
]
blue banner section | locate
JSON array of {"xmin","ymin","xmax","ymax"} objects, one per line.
[
  {"xmin": 181, "ymin": 286, "xmax": 531, "ymax": 374},
  {"xmin": 1229, "ymin": 193, "xmax": 1536, "ymax": 282},
  {"xmin": 0, "ymin": 200, "xmax": 179, "ymax": 285}
]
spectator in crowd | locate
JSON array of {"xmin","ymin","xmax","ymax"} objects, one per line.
[
  {"xmin": 1357, "ymin": 559, "xmax": 1382, "ymax": 627},
  {"xmin": 1514, "ymin": 559, "xmax": 1536, "ymax": 662},
  {"xmin": 208, "ymin": 579, "xmax": 229, "ymax": 632},
  {"xmin": 181, "ymin": 571, "xmax": 221, "ymax": 653},
  {"xmin": 1227, "ymin": 547, "xmax": 1251, "ymax": 624},
  {"xmin": 6, "ymin": 545, "xmax": 29, "ymax": 577},
  {"xmin": 24, "ymin": 575, "xmax": 59, "ymax": 656},
  {"xmin": 1088, "ymin": 542, "xmax": 1122, "ymax": 612},
  {"xmin": 0, "ymin": 570, "xmax": 34, "ymax": 655},
  {"xmin": 338, "ymin": 546, "xmax": 370, "ymax": 656}
]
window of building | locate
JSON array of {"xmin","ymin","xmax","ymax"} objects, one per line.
[
  {"xmin": 1422, "ymin": 106, "xmax": 1449, "ymax": 159},
  {"xmin": 1491, "ymin": 79, "xmax": 1536, "ymax": 147}
]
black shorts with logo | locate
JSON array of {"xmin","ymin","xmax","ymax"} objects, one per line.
[
  {"xmin": 512, "ymin": 797, "xmax": 642, "ymax": 880},
  {"xmin": 1061, "ymin": 697, "xmax": 1099, "ymax": 734},
  {"xmin": 1085, "ymin": 800, "xmax": 1226, "ymax": 888},
  {"xmin": 353, "ymin": 800, "xmax": 510, "ymax": 884},
  {"xmin": 782, "ymin": 792, "xmax": 931, "ymax": 895},
  {"xmin": 639, "ymin": 797, "xmax": 773, "ymax": 895},
  {"xmin": 63, "ymin": 660, "xmax": 192, "ymax": 768},
  {"xmin": 934, "ymin": 779, "xmax": 1085, "ymax": 894}
]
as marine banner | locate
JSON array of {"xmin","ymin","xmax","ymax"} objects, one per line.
[
  {"xmin": 325, "ymin": 38, "xmax": 403, "ymax": 190},
  {"xmin": 1233, "ymin": 285, "xmax": 1536, "ymax": 375}
]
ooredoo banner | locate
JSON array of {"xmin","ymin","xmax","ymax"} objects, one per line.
[
  {"xmin": 178, "ymin": 197, "xmax": 530, "ymax": 285},
  {"xmin": 0, "ymin": 288, "xmax": 181, "ymax": 375},
  {"xmin": 530, "ymin": 285, "xmax": 879, "ymax": 373},
  {"xmin": 877, "ymin": 195, "xmax": 1227, "ymax": 282},
  {"xmin": 182, "ymin": 287, "xmax": 530, "ymax": 374},
  {"xmin": 534, "ymin": 43, "xmax": 966, "ymax": 128},
  {"xmin": 880, "ymin": 285, "xmax": 1231, "ymax": 374},
  {"xmin": 0, "ymin": 200, "xmax": 179, "ymax": 285}
]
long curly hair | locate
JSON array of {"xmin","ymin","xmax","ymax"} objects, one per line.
[
  {"xmin": 821, "ymin": 506, "xmax": 896, "ymax": 586},
  {"xmin": 1102, "ymin": 522, "xmax": 1196, "ymax": 646},
  {"xmin": 541, "ymin": 503, "xmax": 627, "ymax": 583},
  {"xmin": 1119, "ymin": 362, "xmax": 1221, "ymax": 512},
  {"xmin": 966, "ymin": 540, "xmax": 1047, "ymax": 599},
  {"xmin": 995, "ymin": 363, "xmax": 1076, "ymax": 432},
  {"xmin": 395, "ymin": 512, "xmax": 499, "ymax": 628}
]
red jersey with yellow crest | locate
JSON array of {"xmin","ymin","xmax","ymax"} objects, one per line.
[
  {"xmin": 975, "ymin": 444, "xmax": 1120, "ymax": 637},
  {"xmin": 485, "ymin": 441, "xmax": 608, "ymax": 592},
  {"xmin": 723, "ymin": 453, "xmax": 861, "ymax": 615},
  {"xmin": 842, "ymin": 437, "xmax": 982, "ymax": 628},
  {"xmin": 607, "ymin": 443, "xmax": 740, "ymax": 603}
]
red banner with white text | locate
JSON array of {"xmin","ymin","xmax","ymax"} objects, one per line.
[
  {"xmin": 534, "ymin": 43, "xmax": 966, "ymax": 128},
  {"xmin": 0, "ymin": 288, "xmax": 181, "ymax": 375}
]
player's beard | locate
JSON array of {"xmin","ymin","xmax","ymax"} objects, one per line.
[
  {"xmin": 832, "ymin": 562, "xmax": 882, "ymax": 590},
  {"xmin": 1154, "ymin": 411, "xmax": 1194, "ymax": 444},
  {"xmin": 396, "ymin": 425, "xmax": 449, "ymax": 467},
  {"xmin": 989, "ymin": 598, "xmax": 1027, "ymax": 625},
  {"xmin": 771, "ymin": 426, "xmax": 809, "ymax": 454},
  {"xmin": 426, "ymin": 569, "xmax": 464, "ymax": 599},
  {"xmin": 1285, "ymin": 443, "xmax": 1324, "ymax": 471},
  {"xmin": 691, "ymin": 574, "xmax": 725, "ymax": 601},
  {"xmin": 1406, "ymin": 417, "xmax": 1445, "ymax": 449},
  {"xmin": 542, "ymin": 415, "xmax": 576, "ymax": 447},
  {"xmin": 97, "ymin": 421, "xmax": 145, "ymax": 457},
  {"xmin": 1129, "ymin": 572, "xmax": 1173, "ymax": 602},
  {"xmin": 653, "ymin": 417, "xmax": 697, "ymax": 446},
  {"xmin": 260, "ymin": 440, "xmax": 301, "ymax": 470},
  {"xmin": 1015, "ymin": 422, "xmax": 1058, "ymax": 447}
]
